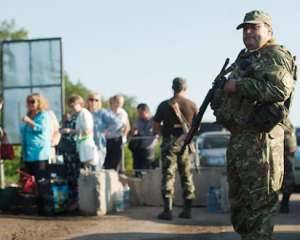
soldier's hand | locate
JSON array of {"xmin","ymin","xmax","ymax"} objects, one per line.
[{"xmin": 224, "ymin": 79, "xmax": 236, "ymax": 93}]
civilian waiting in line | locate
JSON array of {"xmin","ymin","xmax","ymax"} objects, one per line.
[
  {"xmin": 104, "ymin": 94, "xmax": 130, "ymax": 172},
  {"xmin": 20, "ymin": 93, "xmax": 51, "ymax": 181},
  {"xmin": 57, "ymin": 112, "xmax": 81, "ymax": 202},
  {"xmin": 67, "ymin": 95, "xmax": 99, "ymax": 170},
  {"xmin": 129, "ymin": 103, "xmax": 157, "ymax": 177},
  {"xmin": 86, "ymin": 92, "xmax": 122, "ymax": 169}
]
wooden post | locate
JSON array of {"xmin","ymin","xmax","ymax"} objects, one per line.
[{"xmin": 0, "ymin": 159, "xmax": 5, "ymax": 189}]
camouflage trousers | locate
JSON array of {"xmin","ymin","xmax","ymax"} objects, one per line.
[
  {"xmin": 282, "ymin": 152, "xmax": 295, "ymax": 195},
  {"xmin": 227, "ymin": 127, "xmax": 284, "ymax": 240},
  {"xmin": 160, "ymin": 136, "xmax": 195, "ymax": 200}
]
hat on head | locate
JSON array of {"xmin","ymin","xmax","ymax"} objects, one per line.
[
  {"xmin": 172, "ymin": 77, "xmax": 187, "ymax": 92},
  {"xmin": 236, "ymin": 10, "xmax": 272, "ymax": 30}
]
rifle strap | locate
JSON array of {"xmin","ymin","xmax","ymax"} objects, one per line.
[
  {"xmin": 169, "ymin": 99, "xmax": 196, "ymax": 154},
  {"xmin": 169, "ymin": 99, "xmax": 190, "ymax": 133}
]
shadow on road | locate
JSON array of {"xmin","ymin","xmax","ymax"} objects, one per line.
[
  {"xmin": 69, "ymin": 231, "xmax": 300, "ymax": 240},
  {"xmin": 69, "ymin": 232, "xmax": 235, "ymax": 240}
]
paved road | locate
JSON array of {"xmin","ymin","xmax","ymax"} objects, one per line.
[{"xmin": 67, "ymin": 194, "xmax": 300, "ymax": 240}]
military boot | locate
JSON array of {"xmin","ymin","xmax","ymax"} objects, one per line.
[
  {"xmin": 280, "ymin": 193, "xmax": 290, "ymax": 213},
  {"xmin": 157, "ymin": 198, "xmax": 173, "ymax": 220},
  {"xmin": 178, "ymin": 199, "xmax": 192, "ymax": 219}
]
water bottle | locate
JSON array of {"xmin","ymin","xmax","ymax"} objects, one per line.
[
  {"xmin": 50, "ymin": 173, "xmax": 57, "ymax": 184},
  {"xmin": 207, "ymin": 186, "xmax": 220, "ymax": 213},
  {"xmin": 123, "ymin": 183, "xmax": 131, "ymax": 209},
  {"xmin": 115, "ymin": 184, "xmax": 124, "ymax": 212}
]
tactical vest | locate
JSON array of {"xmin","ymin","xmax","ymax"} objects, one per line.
[{"xmin": 216, "ymin": 42, "xmax": 297, "ymax": 132}]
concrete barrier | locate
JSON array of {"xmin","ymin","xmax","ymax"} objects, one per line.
[
  {"xmin": 78, "ymin": 167, "xmax": 229, "ymax": 214},
  {"xmin": 78, "ymin": 169, "xmax": 120, "ymax": 215},
  {"xmin": 122, "ymin": 167, "xmax": 227, "ymax": 207}
]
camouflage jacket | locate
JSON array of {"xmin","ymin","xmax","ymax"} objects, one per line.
[{"xmin": 212, "ymin": 39, "xmax": 296, "ymax": 131}]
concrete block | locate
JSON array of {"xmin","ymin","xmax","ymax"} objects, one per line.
[
  {"xmin": 125, "ymin": 167, "xmax": 227, "ymax": 207},
  {"xmin": 104, "ymin": 170, "xmax": 120, "ymax": 212},
  {"xmin": 78, "ymin": 169, "xmax": 120, "ymax": 215},
  {"xmin": 78, "ymin": 169, "xmax": 107, "ymax": 216},
  {"xmin": 119, "ymin": 174, "xmax": 143, "ymax": 207}
]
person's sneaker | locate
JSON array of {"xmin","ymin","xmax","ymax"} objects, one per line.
[{"xmin": 157, "ymin": 210, "xmax": 173, "ymax": 220}]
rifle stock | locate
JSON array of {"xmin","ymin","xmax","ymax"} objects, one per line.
[{"xmin": 179, "ymin": 58, "xmax": 231, "ymax": 156}]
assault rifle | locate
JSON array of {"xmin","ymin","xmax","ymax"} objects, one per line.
[{"xmin": 179, "ymin": 58, "xmax": 233, "ymax": 156}]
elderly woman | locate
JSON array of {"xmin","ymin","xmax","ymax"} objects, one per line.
[
  {"xmin": 104, "ymin": 94, "xmax": 130, "ymax": 171},
  {"xmin": 67, "ymin": 95, "xmax": 98, "ymax": 169},
  {"xmin": 20, "ymin": 93, "xmax": 51, "ymax": 180},
  {"xmin": 86, "ymin": 92, "xmax": 122, "ymax": 169}
]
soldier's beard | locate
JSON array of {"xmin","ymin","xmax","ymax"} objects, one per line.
[
  {"xmin": 243, "ymin": 35, "xmax": 270, "ymax": 51},
  {"xmin": 244, "ymin": 36, "xmax": 262, "ymax": 51}
]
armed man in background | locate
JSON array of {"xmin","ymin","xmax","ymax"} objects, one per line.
[
  {"xmin": 280, "ymin": 118, "xmax": 297, "ymax": 213},
  {"xmin": 211, "ymin": 10, "xmax": 297, "ymax": 240},
  {"xmin": 153, "ymin": 77, "xmax": 197, "ymax": 220}
]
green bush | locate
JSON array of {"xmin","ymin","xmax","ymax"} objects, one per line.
[{"xmin": 3, "ymin": 145, "xmax": 21, "ymax": 185}]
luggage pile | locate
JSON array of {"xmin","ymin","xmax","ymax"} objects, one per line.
[{"xmin": 0, "ymin": 165, "xmax": 70, "ymax": 216}]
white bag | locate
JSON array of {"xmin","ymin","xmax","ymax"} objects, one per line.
[{"xmin": 78, "ymin": 140, "xmax": 99, "ymax": 166}]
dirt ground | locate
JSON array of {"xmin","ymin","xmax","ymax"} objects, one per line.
[{"xmin": 1, "ymin": 195, "xmax": 300, "ymax": 240}]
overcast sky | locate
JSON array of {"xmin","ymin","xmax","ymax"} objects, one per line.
[{"xmin": 1, "ymin": 0, "xmax": 300, "ymax": 125}]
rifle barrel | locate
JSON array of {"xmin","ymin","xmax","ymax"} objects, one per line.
[{"xmin": 178, "ymin": 58, "xmax": 231, "ymax": 155}]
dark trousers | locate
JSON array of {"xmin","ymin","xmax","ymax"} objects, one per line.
[
  {"xmin": 23, "ymin": 160, "xmax": 48, "ymax": 180},
  {"xmin": 133, "ymin": 148, "xmax": 154, "ymax": 170},
  {"xmin": 104, "ymin": 136, "xmax": 123, "ymax": 171}
]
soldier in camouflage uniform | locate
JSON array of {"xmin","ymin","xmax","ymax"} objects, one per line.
[
  {"xmin": 211, "ymin": 10, "xmax": 296, "ymax": 240},
  {"xmin": 153, "ymin": 77, "xmax": 197, "ymax": 220},
  {"xmin": 280, "ymin": 118, "xmax": 297, "ymax": 213}
]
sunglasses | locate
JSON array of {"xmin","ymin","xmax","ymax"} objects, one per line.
[
  {"xmin": 88, "ymin": 98, "xmax": 99, "ymax": 102},
  {"xmin": 27, "ymin": 99, "xmax": 37, "ymax": 104}
]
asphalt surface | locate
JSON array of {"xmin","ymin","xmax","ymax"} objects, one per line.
[
  {"xmin": 66, "ymin": 194, "xmax": 300, "ymax": 240},
  {"xmin": 1, "ymin": 194, "xmax": 299, "ymax": 240}
]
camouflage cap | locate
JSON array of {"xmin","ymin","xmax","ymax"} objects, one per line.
[
  {"xmin": 172, "ymin": 77, "xmax": 187, "ymax": 92},
  {"xmin": 236, "ymin": 10, "xmax": 272, "ymax": 30}
]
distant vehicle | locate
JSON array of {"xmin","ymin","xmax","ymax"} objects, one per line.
[
  {"xmin": 196, "ymin": 131, "xmax": 230, "ymax": 167},
  {"xmin": 295, "ymin": 127, "xmax": 300, "ymax": 186},
  {"xmin": 198, "ymin": 122, "xmax": 224, "ymax": 135}
]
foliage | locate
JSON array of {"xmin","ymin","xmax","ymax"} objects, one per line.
[
  {"xmin": 124, "ymin": 145, "xmax": 133, "ymax": 173},
  {"xmin": 122, "ymin": 95, "xmax": 138, "ymax": 127},
  {"xmin": 64, "ymin": 73, "xmax": 91, "ymax": 112},
  {"xmin": 3, "ymin": 146, "xmax": 21, "ymax": 185},
  {"xmin": 0, "ymin": 20, "xmax": 28, "ymax": 41}
]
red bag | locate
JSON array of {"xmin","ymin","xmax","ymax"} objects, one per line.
[
  {"xmin": 0, "ymin": 134, "xmax": 15, "ymax": 160},
  {"xmin": 17, "ymin": 169, "xmax": 37, "ymax": 194}
]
